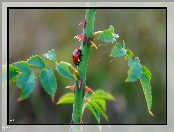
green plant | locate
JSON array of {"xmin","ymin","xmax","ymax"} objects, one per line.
[{"xmin": 5, "ymin": 3, "xmax": 155, "ymax": 132}]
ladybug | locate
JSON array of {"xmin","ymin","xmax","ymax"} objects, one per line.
[{"xmin": 72, "ymin": 48, "xmax": 82, "ymax": 66}]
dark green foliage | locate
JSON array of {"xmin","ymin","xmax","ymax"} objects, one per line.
[
  {"xmin": 40, "ymin": 68, "xmax": 57, "ymax": 101},
  {"xmin": 56, "ymin": 61, "xmax": 77, "ymax": 80},
  {"xmin": 126, "ymin": 57, "xmax": 142, "ymax": 82},
  {"xmin": 13, "ymin": 61, "xmax": 30, "ymax": 74},
  {"xmin": 8, "ymin": 7, "xmax": 156, "ymax": 126},
  {"xmin": 57, "ymin": 89, "xmax": 115, "ymax": 123},
  {"xmin": 110, "ymin": 43, "xmax": 127, "ymax": 57},
  {"xmin": 17, "ymin": 72, "xmax": 35, "ymax": 101},
  {"xmin": 9, "ymin": 65, "xmax": 20, "ymax": 83},
  {"xmin": 27, "ymin": 55, "xmax": 45, "ymax": 69}
]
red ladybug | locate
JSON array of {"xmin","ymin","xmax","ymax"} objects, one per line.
[{"xmin": 72, "ymin": 48, "xmax": 82, "ymax": 66}]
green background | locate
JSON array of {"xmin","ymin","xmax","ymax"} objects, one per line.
[{"xmin": 9, "ymin": 9, "xmax": 166, "ymax": 124}]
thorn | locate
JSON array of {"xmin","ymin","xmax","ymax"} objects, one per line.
[
  {"xmin": 74, "ymin": 34, "xmax": 87, "ymax": 44},
  {"xmin": 79, "ymin": 19, "xmax": 86, "ymax": 28},
  {"xmin": 84, "ymin": 97, "xmax": 90, "ymax": 102},
  {"xmin": 66, "ymin": 85, "xmax": 75, "ymax": 92},
  {"xmin": 84, "ymin": 83, "xmax": 94, "ymax": 94},
  {"xmin": 74, "ymin": 34, "xmax": 83, "ymax": 41}
]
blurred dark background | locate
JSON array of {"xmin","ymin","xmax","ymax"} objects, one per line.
[{"xmin": 9, "ymin": 9, "xmax": 166, "ymax": 124}]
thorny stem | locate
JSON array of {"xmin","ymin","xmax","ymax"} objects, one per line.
[{"xmin": 71, "ymin": 2, "xmax": 97, "ymax": 132}]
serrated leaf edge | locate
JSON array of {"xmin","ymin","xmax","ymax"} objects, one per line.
[{"xmin": 27, "ymin": 55, "xmax": 45, "ymax": 69}]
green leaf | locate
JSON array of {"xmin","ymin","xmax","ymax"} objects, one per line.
[
  {"xmin": 93, "ymin": 99, "xmax": 106, "ymax": 111},
  {"xmin": 56, "ymin": 93, "xmax": 74, "ymax": 104},
  {"xmin": 140, "ymin": 65, "xmax": 154, "ymax": 116},
  {"xmin": 2, "ymin": 65, "xmax": 7, "ymax": 86},
  {"xmin": 125, "ymin": 49, "xmax": 134, "ymax": 60},
  {"xmin": 126, "ymin": 57, "xmax": 142, "ymax": 82},
  {"xmin": 40, "ymin": 68, "xmax": 57, "ymax": 102},
  {"xmin": 86, "ymin": 101, "xmax": 108, "ymax": 121},
  {"xmin": 108, "ymin": 25, "xmax": 114, "ymax": 33},
  {"xmin": 97, "ymin": 25, "xmax": 119, "ymax": 43},
  {"xmin": 108, "ymin": 25, "xmax": 119, "ymax": 38},
  {"xmin": 110, "ymin": 43, "xmax": 127, "ymax": 57},
  {"xmin": 43, "ymin": 49, "xmax": 57, "ymax": 63},
  {"xmin": 85, "ymin": 102, "xmax": 100, "ymax": 123},
  {"xmin": 98, "ymin": 30, "xmax": 116, "ymax": 43},
  {"xmin": 9, "ymin": 65, "xmax": 21, "ymax": 83},
  {"xmin": 13, "ymin": 61, "xmax": 30, "ymax": 74},
  {"xmin": 56, "ymin": 61, "xmax": 77, "ymax": 80},
  {"xmin": 142, "ymin": 65, "xmax": 152, "ymax": 80},
  {"xmin": 17, "ymin": 72, "xmax": 35, "ymax": 101},
  {"xmin": 27, "ymin": 55, "xmax": 45, "ymax": 69},
  {"xmin": 90, "ymin": 90, "xmax": 115, "ymax": 101}
]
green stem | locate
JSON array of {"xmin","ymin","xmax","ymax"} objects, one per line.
[{"xmin": 71, "ymin": 2, "xmax": 97, "ymax": 127}]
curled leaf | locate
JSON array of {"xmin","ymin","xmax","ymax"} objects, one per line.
[
  {"xmin": 98, "ymin": 25, "xmax": 119, "ymax": 43},
  {"xmin": 56, "ymin": 61, "xmax": 78, "ymax": 80},
  {"xmin": 66, "ymin": 85, "xmax": 75, "ymax": 92},
  {"xmin": 125, "ymin": 49, "xmax": 134, "ymax": 60},
  {"xmin": 126, "ymin": 57, "xmax": 142, "ymax": 82},
  {"xmin": 110, "ymin": 43, "xmax": 127, "ymax": 57},
  {"xmin": 108, "ymin": 25, "xmax": 119, "ymax": 39},
  {"xmin": 98, "ymin": 30, "xmax": 116, "ymax": 43},
  {"xmin": 9, "ymin": 65, "xmax": 20, "ymax": 83},
  {"xmin": 84, "ymin": 84, "xmax": 94, "ymax": 94}
]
